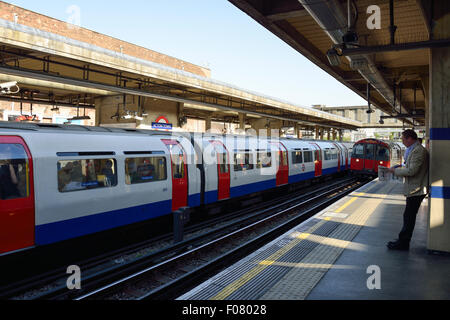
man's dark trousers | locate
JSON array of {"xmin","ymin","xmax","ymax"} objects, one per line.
[{"xmin": 398, "ymin": 194, "xmax": 426, "ymax": 244}]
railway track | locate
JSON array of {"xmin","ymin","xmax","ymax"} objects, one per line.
[{"xmin": 3, "ymin": 176, "xmax": 369, "ymax": 300}]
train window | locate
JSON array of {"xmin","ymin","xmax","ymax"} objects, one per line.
[
  {"xmin": 125, "ymin": 157, "xmax": 167, "ymax": 184},
  {"xmin": 324, "ymin": 149, "xmax": 332, "ymax": 161},
  {"xmin": 352, "ymin": 144, "xmax": 364, "ymax": 157},
  {"xmin": 376, "ymin": 147, "xmax": 390, "ymax": 162},
  {"xmin": 234, "ymin": 153, "xmax": 254, "ymax": 171},
  {"xmin": 365, "ymin": 144, "xmax": 375, "ymax": 159},
  {"xmin": 303, "ymin": 151, "xmax": 313, "ymax": 163},
  {"xmin": 0, "ymin": 144, "xmax": 29, "ymax": 200},
  {"xmin": 257, "ymin": 152, "xmax": 272, "ymax": 168},
  {"xmin": 292, "ymin": 151, "xmax": 303, "ymax": 164},
  {"xmin": 58, "ymin": 159, "xmax": 117, "ymax": 193},
  {"xmin": 218, "ymin": 153, "xmax": 229, "ymax": 173}
]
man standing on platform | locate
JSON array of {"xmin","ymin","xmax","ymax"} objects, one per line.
[{"xmin": 387, "ymin": 129, "xmax": 429, "ymax": 250}]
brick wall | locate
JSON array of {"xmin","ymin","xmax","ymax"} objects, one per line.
[{"xmin": 0, "ymin": 1, "xmax": 211, "ymax": 78}]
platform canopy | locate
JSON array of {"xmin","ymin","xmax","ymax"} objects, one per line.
[
  {"xmin": 0, "ymin": 3, "xmax": 360, "ymax": 131},
  {"xmin": 229, "ymin": 0, "xmax": 444, "ymax": 127}
]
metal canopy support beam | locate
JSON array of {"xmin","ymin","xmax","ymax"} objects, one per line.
[
  {"xmin": 341, "ymin": 39, "xmax": 450, "ymax": 56},
  {"xmin": 0, "ymin": 65, "xmax": 356, "ymax": 131}
]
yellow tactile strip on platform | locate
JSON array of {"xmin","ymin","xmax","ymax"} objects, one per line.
[
  {"xmin": 180, "ymin": 181, "xmax": 399, "ymax": 300},
  {"xmin": 259, "ymin": 182, "xmax": 397, "ymax": 300}
]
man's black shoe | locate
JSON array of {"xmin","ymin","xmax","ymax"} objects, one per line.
[{"xmin": 387, "ymin": 240, "xmax": 409, "ymax": 251}]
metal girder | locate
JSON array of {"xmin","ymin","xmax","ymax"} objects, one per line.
[{"xmin": 0, "ymin": 65, "xmax": 356, "ymax": 131}]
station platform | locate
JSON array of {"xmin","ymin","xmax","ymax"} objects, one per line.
[{"xmin": 178, "ymin": 179, "xmax": 450, "ymax": 300}]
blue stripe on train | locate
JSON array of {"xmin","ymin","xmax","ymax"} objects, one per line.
[
  {"xmin": 36, "ymin": 166, "xmax": 344, "ymax": 246},
  {"xmin": 189, "ymin": 193, "xmax": 201, "ymax": 207},
  {"xmin": 230, "ymin": 179, "xmax": 277, "ymax": 198},
  {"xmin": 35, "ymin": 199, "xmax": 172, "ymax": 246},
  {"xmin": 205, "ymin": 190, "xmax": 218, "ymax": 204},
  {"xmin": 289, "ymin": 171, "xmax": 315, "ymax": 184}
]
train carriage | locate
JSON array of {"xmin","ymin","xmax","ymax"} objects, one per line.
[
  {"xmin": 0, "ymin": 122, "xmax": 354, "ymax": 255},
  {"xmin": 351, "ymin": 138, "xmax": 404, "ymax": 176}
]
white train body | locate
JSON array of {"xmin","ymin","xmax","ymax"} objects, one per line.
[{"xmin": 0, "ymin": 122, "xmax": 353, "ymax": 255}]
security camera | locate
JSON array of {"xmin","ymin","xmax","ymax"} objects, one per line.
[
  {"xmin": 0, "ymin": 81, "xmax": 19, "ymax": 94},
  {"xmin": 326, "ymin": 48, "xmax": 341, "ymax": 66}
]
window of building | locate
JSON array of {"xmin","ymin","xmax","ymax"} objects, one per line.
[
  {"xmin": 126, "ymin": 157, "xmax": 167, "ymax": 185},
  {"xmin": 0, "ymin": 144, "xmax": 29, "ymax": 200},
  {"xmin": 58, "ymin": 158, "xmax": 117, "ymax": 192}
]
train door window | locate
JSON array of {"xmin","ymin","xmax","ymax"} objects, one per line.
[
  {"xmin": 376, "ymin": 147, "xmax": 390, "ymax": 162},
  {"xmin": 364, "ymin": 144, "xmax": 375, "ymax": 159},
  {"xmin": 352, "ymin": 144, "xmax": 364, "ymax": 157},
  {"xmin": 218, "ymin": 153, "xmax": 229, "ymax": 174},
  {"xmin": 166, "ymin": 143, "xmax": 185, "ymax": 179},
  {"xmin": 125, "ymin": 157, "xmax": 167, "ymax": 185},
  {"xmin": 281, "ymin": 151, "xmax": 288, "ymax": 166},
  {"xmin": 212, "ymin": 143, "xmax": 229, "ymax": 174},
  {"xmin": 292, "ymin": 151, "xmax": 303, "ymax": 164},
  {"xmin": 57, "ymin": 159, "xmax": 117, "ymax": 192},
  {"xmin": 257, "ymin": 152, "xmax": 272, "ymax": 168},
  {"xmin": 0, "ymin": 144, "xmax": 29, "ymax": 200},
  {"xmin": 303, "ymin": 151, "xmax": 313, "ymax": 163},
  {"xmin": 314, "ymin": 149, "xmax": 322, "ymax": 161}
]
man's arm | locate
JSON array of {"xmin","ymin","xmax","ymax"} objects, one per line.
[{"xmin": 394, "ymin": 148, "xmax": 425, "ymax": 177}]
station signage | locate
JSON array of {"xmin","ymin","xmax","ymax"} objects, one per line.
[{"xmin": 152, "ymin": 116, "xmax": 172, "ymax": 131}]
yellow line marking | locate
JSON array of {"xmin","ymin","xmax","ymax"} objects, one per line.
[
  {"xmin": 258, "ymin": 261, "xmax": 356, "ymax": 270},
  {"xmin": 211, "ymin": 224, "xmax": 324, "ymax": 300},
  {"xmin": 210, "ymin": 186, "xmax": 380, "ymax": 300},
  {"xmin": 335, "ymin": 192, "xmax": 365, "ymax": 213}
]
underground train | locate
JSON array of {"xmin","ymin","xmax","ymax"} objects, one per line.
[
  {"xmin": 0, "ymin": 121, "xmax": 354, "ymax": 255},
  {"xmin": 350, "ymin": 138, "xmax": 404, "ymax": 175}
]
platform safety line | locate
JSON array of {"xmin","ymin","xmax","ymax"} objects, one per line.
[
  {"xmin": 209, "ymin": 182, "xmax": 386, "ymax": 300},
  {"xmin": 210, "ymin": 216, "xmax": 334, "ymax": 300},
  {"xmin": 335, "ymin": 192, "xmax": 365, "ymax": 213}
]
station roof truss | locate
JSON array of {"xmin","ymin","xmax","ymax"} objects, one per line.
[
  {"xmin": 0, "ymin": 18, "xmax": 360, "ymax": 131},
  {"xmin": 228, "ymin": 0, "xmax": 450, "ymax": 128}
]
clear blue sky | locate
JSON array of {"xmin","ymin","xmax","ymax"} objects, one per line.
[{"xmin": 7, "ymin": 0, "xmax": 367, "ymax": 107}]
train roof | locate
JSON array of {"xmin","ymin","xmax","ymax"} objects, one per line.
[
  {"xmin": 354, "ymin": 138, "xmax": 404, "ymax": 149},
  {"xmin": 0, "ymin": 122, "xmax": 355, "ymax": 145}
]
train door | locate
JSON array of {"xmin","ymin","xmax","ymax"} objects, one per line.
[
  {"xmin": 271, "ymin": 142, "xmax": 289, "ymax": 186},
  {"xmin": 310, "ymin": 143, "xmax": 322, "ymax": 177},
  {"xmin": 0, "ymin": 136, "xmax": 35, "ymax": 254},
  {"xmin": 162, "ymin": 139, "xmax": 188, "ymax": 211},
  {"xmin": 211, "ymin": 141, "xmax": 230, "ymax": 200},
  {"xmin": 332, "ymin": 143, "xmax": 341, "ymax": 172},
  {"xmin": 364, "ymin": 143, "xmax": 376, "ymax": 172}
]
